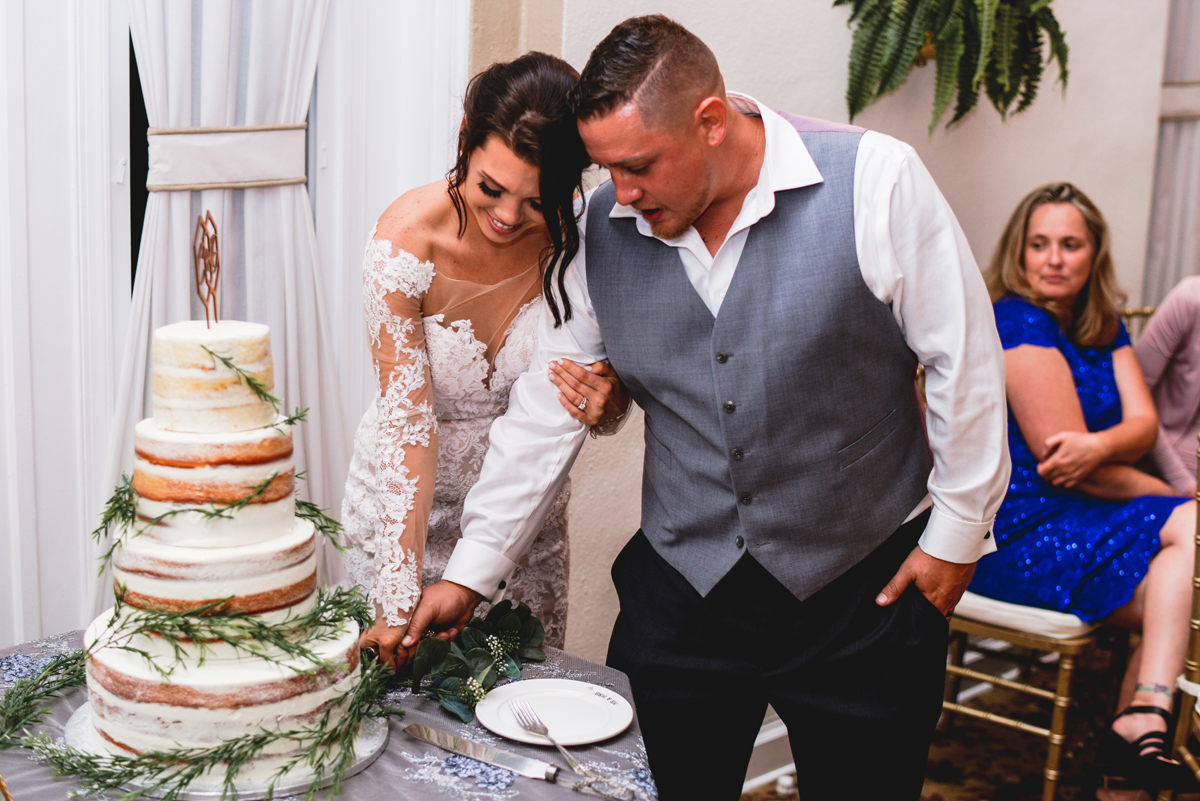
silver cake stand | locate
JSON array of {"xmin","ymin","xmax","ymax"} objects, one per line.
[{"xmin": 64, "ymin": 705, "xmax": 389, "ymax": 800}]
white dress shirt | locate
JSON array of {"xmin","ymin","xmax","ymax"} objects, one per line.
[{"xmin": 443, "ymin": 93, "xmax": 1011, "ymax": 598}]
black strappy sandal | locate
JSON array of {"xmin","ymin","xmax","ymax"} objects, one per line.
[{"xmin": 1098, "ymin": 705, "xmax": 1195, "ymax": 792}]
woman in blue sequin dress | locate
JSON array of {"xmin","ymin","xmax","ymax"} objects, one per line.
[{"xmin": 970, "ymin": 183, "xmax": 1196, "ymax": 793}]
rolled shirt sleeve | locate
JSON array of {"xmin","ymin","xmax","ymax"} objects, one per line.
[{"xmin": 854, "ymin": 131, "xmax": 1011, "ymax": 564}]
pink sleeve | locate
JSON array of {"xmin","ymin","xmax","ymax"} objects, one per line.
[{"xmin": 1135, "ymin": 280, "xmax": 1200, "ymax": 492}]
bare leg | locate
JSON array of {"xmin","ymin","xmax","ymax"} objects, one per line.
[{"xmin": 1097, "ymin": 500, "xmax": 1195, "ymax": 800}]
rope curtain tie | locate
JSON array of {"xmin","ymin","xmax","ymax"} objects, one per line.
[{"xmin": 145, "ymin": 123, "xmax": 307, "ymax": 192}]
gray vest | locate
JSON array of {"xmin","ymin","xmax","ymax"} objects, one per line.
[{"xmin": 584, "ymin": 119, "xmax": 932, "ymax": 600}]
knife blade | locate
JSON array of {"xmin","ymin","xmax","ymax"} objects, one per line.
[
  {"xmin": 404, "ymin": 723, "xmax": 561, "ymax": 781},
  {"xmin": 403, "ymin": 723, "xmax": 635, "ymax": 800}
]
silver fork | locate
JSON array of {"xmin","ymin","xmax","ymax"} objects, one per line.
[{"xmin": 509, "ymin": 699, "xmax": 600, "ymax": 781}]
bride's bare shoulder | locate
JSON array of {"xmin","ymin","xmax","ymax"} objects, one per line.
[{"xmin": 372, "ymin": 181, "xmax": 456, "ymax": 261}]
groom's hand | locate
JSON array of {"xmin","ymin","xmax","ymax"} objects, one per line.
[
  {"xmin": 401, "ymin": 581, "xmax": 483, "ymax": 648},
  {"xmin": 875, "ymin": 546, "xmax": 975, "ymax": 617}
]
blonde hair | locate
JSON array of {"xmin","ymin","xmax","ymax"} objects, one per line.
[{"xmin": 984, "ymin": 182, "xmax": 1125, "ymax": 348}]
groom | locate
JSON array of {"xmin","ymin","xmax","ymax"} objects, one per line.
[{"xmin": 407, "ymin": 15, "xmax": 1009, "ymax": 800}]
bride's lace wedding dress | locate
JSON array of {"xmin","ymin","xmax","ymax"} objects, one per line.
[{"xmin": 341, "ymin": 232, "xmax": 570, "ymax": 647}]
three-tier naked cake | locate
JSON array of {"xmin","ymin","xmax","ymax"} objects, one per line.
[{"xmin": 80, "ymin": 320, "xmax": 362, "ymax": 786}]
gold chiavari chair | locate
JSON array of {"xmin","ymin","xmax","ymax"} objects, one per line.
[
  {"xmin": 932, "ymin": 306, "xmax": 1156, "ymax": 800},
  {"xmin": 1158, "ymin": 446, "xmax": 1200, "ymax": 801},
  {"xmin": 943, "ymin": 594, "xmax": 1105, "ymax": 801},
  {"xmin": 0, "ymin": 768, "xmax": 12, "ymax": 801},
  {"xmin": 1123, "ymin": 306, "xmax": 1158, "ymax": 341}
]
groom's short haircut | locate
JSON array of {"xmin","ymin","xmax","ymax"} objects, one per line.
[{"xmin": 570, "ymin": 15, "xmax": 722, "ymax": 131}]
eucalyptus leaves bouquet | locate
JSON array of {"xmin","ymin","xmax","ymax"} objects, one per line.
[{"xmin": 409, "ymin": 600, "xmax": 547, "ymax": 722}]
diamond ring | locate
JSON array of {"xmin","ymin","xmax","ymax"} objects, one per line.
[{"xmin": 577, "ymin": 397, "xmax": 588, "ymax": 411}]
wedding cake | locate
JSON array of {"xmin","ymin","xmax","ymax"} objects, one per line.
[{"xmin": 82, "ymin": 320, "xmax": 361, "ymax": 782}]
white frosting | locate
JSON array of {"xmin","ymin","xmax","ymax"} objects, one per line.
[
  {"xmin": 135, "ymin": 416, "xmax": 293, "ymax": 458},
  {"xmin": 113, "ymin": 520, "xmax": 316, "ymax": 603},
  {"xmin": 132, "ymin": 417, "xmax": 296, "ymax": 546},
  {"xmin": 133, "ymin": 455, "xmax": 293, "ymax": 498},
  {"xmin": 154, "ymin": 320, "xmax": 271, "ymax": 350},
  {"xmin": 89, "ymin": 595, "xmax": 320, "ymax": 662},
  {"xmin": 85, "ymin": 617, "xmax": 359, "ymax": 767},
  {"xmin": 134, "ymin": 456, "xmax": 293, "ymax": 489},
  {"xmin": 134, "ymin": 496, "xmax": 295, "ymax": 547},
  {"xmin": 152, "ymin": 321, "xmax": 276, "ymax": 433}
]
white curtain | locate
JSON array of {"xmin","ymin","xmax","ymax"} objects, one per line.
[
  {"xmin": 104, "ymin": 0, "xmax": 343, "ymax": 614},
  {"xmin": 1142, "ymin": 0, "xmax": 1200, "ymax": 305}
]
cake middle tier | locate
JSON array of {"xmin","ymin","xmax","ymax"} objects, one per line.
[
  {"xmin": 112, "ymin": 520, "xmax": 317, "ymax": 615},
  {"xmin": 133, "ymin": 417, "xmax": 295, "ymax": 547}
]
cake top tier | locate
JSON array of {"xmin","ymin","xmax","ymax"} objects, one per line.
[{"xmin": 152, "ymin": 320, "xmax": 276, "ymax": 433}]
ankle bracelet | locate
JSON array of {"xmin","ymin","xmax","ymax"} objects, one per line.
[{"xmin": 1136, "ymin": 682, "xmax": 1174, "ymax": 697}]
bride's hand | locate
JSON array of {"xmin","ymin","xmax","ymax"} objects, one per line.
[
  {"xmin": 359, "ymin": 616, "xmax": 415, "ymax": 669},
  {"xmin": 549, "ymin": 359, "xmax": 629, "ymax": 426}
]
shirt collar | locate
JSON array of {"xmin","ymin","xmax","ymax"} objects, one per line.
[{"xmin": 608, "ymin": 91, "xmax": 824, "ymax": 234}]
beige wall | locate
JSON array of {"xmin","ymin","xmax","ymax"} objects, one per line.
[
  {"xmin": 470, "ymin": 0, "xmax": 1173, "ymax": 661},
  {"xmin": 564, "ymin": 0, "xmax": 1170, "ymax": 299},
  {"xmin": 469, "ymin": 0, "xmax": 564, "ymax": 74}
]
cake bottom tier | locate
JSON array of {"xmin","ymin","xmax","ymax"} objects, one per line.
[{"xmin": 84, "ymin": 615, "xmax": 361, "ymax": 767}]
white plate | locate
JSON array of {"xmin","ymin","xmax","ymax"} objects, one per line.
[{"xmin": 475, "ymin": 678, "xmax": 633, "ymax": 746}]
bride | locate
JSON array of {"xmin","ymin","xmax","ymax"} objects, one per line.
[{"xmin": 341, "ymin": 52, "xmax": 628, "ymax": 667}]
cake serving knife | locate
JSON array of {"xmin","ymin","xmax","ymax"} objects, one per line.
[{"xmin": 403, "ymin": 723, "xmax": 633, "ymax": 800}]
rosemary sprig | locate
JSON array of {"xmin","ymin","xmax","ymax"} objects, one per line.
[
  {"xmin": 202, "ymin": 345, "xmax": 281, "ymax": 412},
  {"xmin": 91, "ymin": 475, "xmax": 137, "ymax": 571},
  {"xmin": 96, "ymin": 585, "xmax": 370, "ymax": 678},
  {"xmin": 0, "ymin": 650, "xmax": 87, "ymax": 748},
  {"xmin": 296, "ymin": 500, "xmax": 347, "ymax": 554},
  {"xmin": 94, "ymin": 473, "xmax": 280, "ymax": 576},
  {"xmin": 276, "ymin": 406, "xmax": 308, "ymax": 429},
  {"xmin": 25, "ymin": 654, "xmax": 399, "ymax": 801},
  {"xmin": 293, "ymin": 471, "xmax": 347, "ymax": 554}
]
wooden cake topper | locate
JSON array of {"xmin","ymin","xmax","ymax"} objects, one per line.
[{"xmin": 193, "ymin": 211, "xmax": 221, "ymax": 327}]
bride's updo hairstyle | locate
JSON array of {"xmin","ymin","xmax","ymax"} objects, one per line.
[
  {"xmin": 447, "ymin": 52, "xmax": 591, "ymax": 327},
  {"xmin": 985, "ymin": 182, "xmax": 1125, "ymax": 348}
]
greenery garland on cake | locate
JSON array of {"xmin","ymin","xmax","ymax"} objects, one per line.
[{"xmin": 0, "ymin": 598, "xmax": 549, "ymax": 798}]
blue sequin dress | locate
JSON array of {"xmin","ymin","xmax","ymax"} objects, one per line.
[{"xmin": 970, "ymin": 295, "xmax": 1190, "ymax": 621}]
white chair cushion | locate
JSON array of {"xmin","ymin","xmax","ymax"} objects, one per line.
[{"xmin": 954, "ymin": 591, "xmax": 1098, "ymax": 639}]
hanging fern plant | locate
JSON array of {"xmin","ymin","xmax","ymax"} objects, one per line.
[{"xmin": 835, "ymin": 0, "xmax": 1069, "ymax": 132}]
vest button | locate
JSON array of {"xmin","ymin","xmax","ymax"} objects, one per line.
[
  {"xmin": 715, "ymin": 352, "xmax": 728, "ymax": 363},
  {"xmin": 723, "ymin": 401, "xmax": 736, "ymax": 413},
  {"xmin": 731, "ymin": 448, "xmax": 743, "ymax": 460},
  {"xmin": 735, "ymin": 536, "xmax": 744, "ymax": 548},
  {"xmin": 740, "ymin": 493, "xmax": 752, "ymax": 505}
]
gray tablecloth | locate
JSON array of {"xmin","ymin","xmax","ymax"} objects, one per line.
[{"xmin": 0, "ymin": 631, "xmax": 656, "ymax": 800}]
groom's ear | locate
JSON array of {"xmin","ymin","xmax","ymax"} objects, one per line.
[{"xmin": 695, "ymin": 96, "xmax": 727, "ymax": 148}]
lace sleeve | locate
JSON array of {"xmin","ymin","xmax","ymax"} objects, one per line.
[{"xmin": 362, "ymin": 237, "xmax": 438, "ymax": 627}]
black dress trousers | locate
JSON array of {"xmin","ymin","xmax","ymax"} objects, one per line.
[{"xmin": 606, "ymin": 511, "xmax": 946, "ymax": 801}]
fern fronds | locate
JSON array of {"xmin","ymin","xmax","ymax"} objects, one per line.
[
  {"xmin": 1036, "ymin": 5, "xmax": 1069, "ymax": 89},
  {"xmin": 1015, "ymin": 21, "xmax": 1044, "ymax": 115},
  {"xmin": 846, "ymin": 3, "xmax": 892, "ymax": 119},
  {"xmin": 971, "ymin": 0, "xmax": 1000, "ymax": 89},
  {"xmin": 930, "ymin": 7, "xmax": 966, "ymax": 131},
  {"xmin": 878, "ymin": 0, "xmax": 937, "ymax": 97},
  {"xmin": 992, "ymin": 2, "xmax": 1018, "ymax": 93}
]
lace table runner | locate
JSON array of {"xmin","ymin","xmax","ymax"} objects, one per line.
[{"xmin": 0, "ymin": 632, "xmax": 656, "ymax": 800}]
